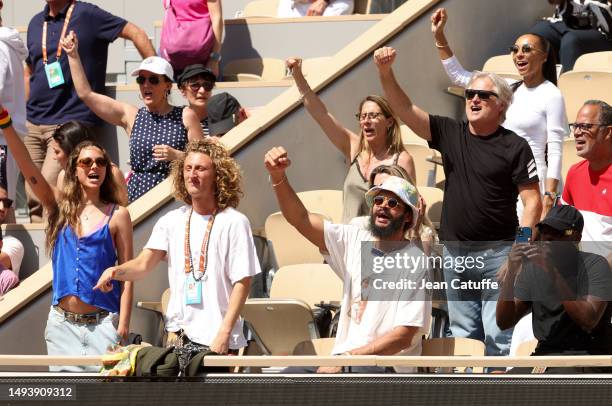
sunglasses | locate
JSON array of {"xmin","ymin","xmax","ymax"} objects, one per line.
[
  {"xmin": 136, "ymin": 75, "xmax": 162, "ymax": 85},
  {"xmin": 355, "ymin": 112, "xmax": 385, "ymax": 122},
  {"xmin": 187, "ymin": 81, "xmax": 214, "ymax": 92},
  {"xmin": 465, "ymin": 89, "xmax": 499, "ymax": 100},
  {"xmin": 77, "ymin": 157, "xmax": 108, "ymax": 168},
  {"xmin": 373, "ymin": 195, "xmax": 403, "ymax": 209},
  {"xmin": 509, "ymin": 44, "xmax": 543, "ymax": 54},
  {"xmin": 568, "ymin": 122, "xmax": 606, "ymax": 133},
  {"xmin": 0, "ymin": 197, "xmax": 13, "ymax": 208}
]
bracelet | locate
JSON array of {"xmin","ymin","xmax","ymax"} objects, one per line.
[
  {"xmin": 299, "ymin": 88, "xmax": 313, "ymax": 101},
  {"xmin": 0, "ymin": 110, "xmax": 12, "ymax": 129},
  {"xmin": 435, "ymin": 41, "xmax": 449, "ymax": 49},
  {"xmin": 270, "ymin": 175, "xmax": 287, "ymax": 188},
  {"xmin": 544, "ymin": 191, "xmax": 558, "ymax": 199}
]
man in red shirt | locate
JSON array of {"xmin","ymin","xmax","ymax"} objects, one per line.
[{"xmin": 562, "ymin": 100, "xmax": 612, "ymax": 265}]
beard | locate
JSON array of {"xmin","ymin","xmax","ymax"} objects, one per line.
[{"xmin": 369, "ymin": 209, "xmax": 406, "ymax": 239}]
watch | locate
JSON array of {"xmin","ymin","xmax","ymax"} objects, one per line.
[
  {"xmin": 544, "ymin": 191, "xmax": 558, "ymax": 199},
  {"xmin": 209, "ymin": 52, "xmax": 222, "ymax": 62}
]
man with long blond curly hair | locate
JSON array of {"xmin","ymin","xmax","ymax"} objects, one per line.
[{"xmin": 95, "ymin": 139, "xmax": 260, "ymax": 370}]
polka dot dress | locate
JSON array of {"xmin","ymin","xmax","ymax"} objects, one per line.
[{"xmin": 128, "ymin": 106, "xmax": 188, "ymax": 202}]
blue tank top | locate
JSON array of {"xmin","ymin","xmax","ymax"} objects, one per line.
[{"xmin": 51, "ymin": 205, "xmax": 120, "ymax": 313}]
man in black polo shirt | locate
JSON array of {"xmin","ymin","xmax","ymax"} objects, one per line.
[
  {"xmin": 24, "ymin": 0, "xmax": 155, "ymax": 221},
  {"xmin": 497, "ymin": 205, "xmax": 612, "ymax": 372},
  {"xmin": 374, "ymin": 46, "xmax": 542, "ymax": 356}
]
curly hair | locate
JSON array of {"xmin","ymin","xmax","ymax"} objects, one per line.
[
  {"xmin": 356, "ymin": 95, "xmax": 406, "ymax": 158},
  {"xmin": 46, "ymin": 141, "xmax": 122, "ymax": 253},
  {"xmin": 171, "ymin": 139, "xmax": 243, "ymax": 208}
]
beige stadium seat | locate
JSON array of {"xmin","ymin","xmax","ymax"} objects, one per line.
[
  {"xmin": 301, "ymin": 57, "xmax": 332, "ymax": 76},
  {"xmin": 558, "ymin": 71, "xmax": 612, "ymax": 121},
  {"xmin": 421, "ymin": 337, "xmax": 486, "ymax": 373},
  {"xmin": 241, "ymin": 298, "xmax": 319, "ymax": 355},
  {"xmin": 482, "ymin": 54, "xmax": 521, "ymax": 80},
  {"xmin": 296, "ymin": 189, "xmax": 343, "ymax": 224},
  {"xmin": 270, "ymin": 263, "xmax": 342, "ymax": 307},
  {"xmin": 293, "ymin": 337, "xmax": 336, "ymax": 355},
  {"xmin": 400, "ymin": 124, "xmax": 429, "ymax": 147},
  {"xmin": 265, "ymin": 211, "xmax": 331, "ymax": 268},
  {"xmin": 223, "ymin": 58, "xmax": 286, "ymax": 82},
  {"xmin": 403, "ymin": 144, "xmax": 440, "ymax": 187},
  {"xmin": 573, "ymin": 51, "xmax": 612, "ymax": 73},
  {"xmin": 561, "ymin": 138, "xmax": 584, "ymax": 182},
  {"xmin": 417, "ymin": 186, "xmax": 444, "ymax": 227},
  {"xmin": 243, "ymin": 0, "xmax": 279, "ymax": 17},
  {"xmin": 515, "ymin": 339, "xmax": 538, "ymax": 356}
]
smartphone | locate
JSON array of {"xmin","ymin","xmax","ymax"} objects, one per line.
[{"xmin": 515, "ymin": 227, "xmax": 532, "ymax": 243}]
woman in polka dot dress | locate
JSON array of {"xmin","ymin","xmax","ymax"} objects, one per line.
[{"xmin": 62, "ymin": 31, "xmax": 203, "ymax": 202}]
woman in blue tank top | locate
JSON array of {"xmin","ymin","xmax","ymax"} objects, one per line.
[{"xmin": 1, "ymin": 112, "xmax": 134, "ymax": 372}]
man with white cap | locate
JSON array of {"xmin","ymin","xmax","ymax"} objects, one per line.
[
  {"xmin": 23, "ymin": 0, "xmax": 155, "ymax": 221},
  {"xmin": 265, "ymin": 146, "xmax": 431, "ymax": 373}
]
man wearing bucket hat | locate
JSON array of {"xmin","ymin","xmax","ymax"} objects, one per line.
[
  {"xmin": 265, "ymin": 146, "xmax": 431, "ymax": 373},
  {"xmin": 497, "ymin": 205, "xmax": 612, "ymax": 372}
]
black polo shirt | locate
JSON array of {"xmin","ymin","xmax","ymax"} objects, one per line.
[
  {"xmin": 428, "ymin": 115, "xmax": 539, "ymax": 241},
  {"xmin": 26, "ymin": 1, "xmax": 127, "ymax": 126}
]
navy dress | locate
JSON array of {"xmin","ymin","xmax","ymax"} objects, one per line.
[{"xmin": 128, "ymin": 106, "xmax": 188, "ymax": 202}]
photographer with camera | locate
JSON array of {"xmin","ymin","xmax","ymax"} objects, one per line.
[{"xmin": 531, "ymin": 0, "xmax": 612, "ymax": 72}]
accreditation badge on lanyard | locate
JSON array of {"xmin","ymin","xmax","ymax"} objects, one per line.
[
  {"xmin": 42, "ymin": 1, "xmax": 75, "ymax": 88},
  {"xmin": 183, "ymin": 208, "xmax": 216, "ymax": 305}
]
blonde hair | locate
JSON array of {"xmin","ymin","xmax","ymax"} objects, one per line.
[
  {"xmin": 46, "ymin": 141, "xmax": 122, "ymax": 253},
  {"xmin": 171, "ymin": 139, "xmax": 243, "ymax": 208},
  {"xmin": 357, "ymin": 95, "xmax": 406, "ymax": 159}
]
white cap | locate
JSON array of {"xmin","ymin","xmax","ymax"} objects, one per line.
[{"xmin": 130, "ymin": 56, "xmax": 174, "ymax": 82}]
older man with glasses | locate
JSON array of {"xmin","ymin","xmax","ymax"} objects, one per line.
[
  {"xmin": 373, "ymin": 46, "xmax": 542, "ymax": 358},
  {"xmin": 562, "ymin": 100, "xmax": 612, "ymax": 265}
]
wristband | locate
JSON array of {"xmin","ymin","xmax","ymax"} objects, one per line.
[
  {"xmin": 0, "ymin": 110, "xmax": 12, "ymax": 129},
  {"xmin": 435, "ymin": 41, "xmax": 449, "ymax": 49}
]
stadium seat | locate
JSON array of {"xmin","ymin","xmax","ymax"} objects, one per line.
[
  {"xmin": 403, "ymin": 144, "xmax": 440, "ymax": 187},
  {"xmin": 400, "ymin": 124, "xmax": 429, "ymax": 147},
  {"xmin": 264, "ymin": 212, "xmax": 331, "ymax": 268},
  {"xmin": 573, "ymin": 51, "xmax": 612, "ymax": 73},
  {"xmin": 515, "ymin": 339, "xmax": 538, "ymax": 356},
  {"xmin": 418, "ymin": 186, "xmax": 444, "ymax": 227},
  {"xmin": 241, "ymin": 298, "xmax": 319, "ymax": 355},
  {"xmin": 243, "ymin": 0, "xmax": 279, "ymax": 18},
  {"xmin": 223, "ymin": 58, "xmax": 286, "ymax": 82},
  {"xmin": 421, "ymin": 337, "xmax": 486, "ymax": 373},
  {"xmin": 482, "ymin": 54, "xmax": 521, "ymax": 80},
  {"xmin": 293, "ymin": 337, "xmax": 336, "ymax": 355},
  {"xmin": 270, "ymin": 263, "xmax": 342, "ymax": 308},
  {"xmin": 561, "ymin": 138, "xmax": 584, "ymax": 182},
  {"xmin": 296, "ymin": 189, "xmax": 343, "ymax": 224},
  {"xmin": 558, "ymin": 71, "xmax": 612, "ymax": 122}
]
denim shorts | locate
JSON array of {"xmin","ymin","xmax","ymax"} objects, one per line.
[{"xmin": 44, "ymin": 306, "xmax": 121, "ymax": 372}]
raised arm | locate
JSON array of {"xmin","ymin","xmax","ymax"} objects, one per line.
[
  {"xmin": 431, "ymin": 8, "xmax": 473, "ymax": 88},
  {"xmin": 61, "ymin": 31, "xmax": 138, "ymax": 131},
  {"xmin": 264, "ymin": 146, "xmax": 326, "ymax": 251},
  {"xmin": 206, "ymin": 0, "xmax": 223, "ymax": 77},
  {"xmin": 118, "ymin": 22, "xmax": 156, "ymax": 59},
  {"xmin": 373, "ymin": 47, "xmax": 432, "ymax": 141},
  {"xmin": 112, "ymin": 206, "xmax": 134, "ymax": 340},
  {"xmin": 286, "ymin": 58, "xmax": 358, "ymax": 159},
  {"xmin": 0, "ymin": 107, "xmax": 57, "ymax": 211}
]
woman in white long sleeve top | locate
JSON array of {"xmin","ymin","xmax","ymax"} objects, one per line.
[{"xmin": 431, "ymin": 8, "xmax": 569, "ymax": 219}]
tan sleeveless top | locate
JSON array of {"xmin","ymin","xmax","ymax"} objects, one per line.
[{"xmin": 341, "ymin": 153, "xmax": 399, "ymax": 223}]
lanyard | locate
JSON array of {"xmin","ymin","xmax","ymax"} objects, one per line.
[
  {"xmin": 42, "ymin": 1, "xmax": 76, "ymax": 65},
  {"xmin": 183, "ymin": 208, "xmax": 216, "ymax": 281}
]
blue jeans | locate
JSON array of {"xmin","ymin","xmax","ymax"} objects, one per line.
[
  {"xmin": 45, "ymin": 306, "xmax": 121, "ymax": 372},
  {"xmin": 443, "ymin": 244, "xmax": 513, "ymax": 356}
]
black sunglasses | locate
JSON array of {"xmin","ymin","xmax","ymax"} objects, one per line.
[
  {"xmin": 0, "ymin": 198, "xmax": 13, "ymax": 208},
  {"xmin": 373, "ymin": 195, "xmax": 402, "ymax": 209},
  {"xmin": 77, "ymin": 157, "xmax": 109, "ymax": 168},
  {"xmin": 187, "ymin": 81, "xmax": 214, "ymax": 92},
  {"xmin": 465, "ymin": 89, "xmax": 499, "ymax": 100},
  {"xmin": 136, "ymin": 75, "xmax": 162, "ymax": 85},
  {"xmin": 509, "ymin": 44, "xmax": 544, "ymax": 55}
]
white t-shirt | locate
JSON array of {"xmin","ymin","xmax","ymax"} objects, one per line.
[
  {"xmin": 323, "ymin": 221, "xmax": 431, "ymax": 372},
  {"xmin": 145, "ymin": 206, "xmax": 261, "ymax": 349},
  {"xmin": 2, "ymin": 235, "xmax": 24, "ymax": 277}
]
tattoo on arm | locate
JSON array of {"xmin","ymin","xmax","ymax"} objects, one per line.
[{"xmin": 29, "ymin": 176, "xmax": 38, "ymax": 185}]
